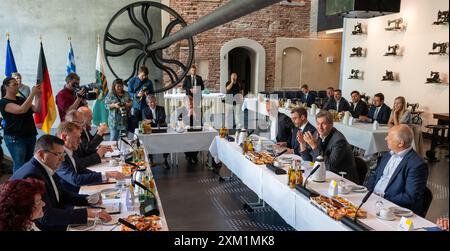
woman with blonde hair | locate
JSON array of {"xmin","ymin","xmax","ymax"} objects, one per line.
[{"xmin": 388, "ymin": 96, "xmax": 411, "ymax": 127}]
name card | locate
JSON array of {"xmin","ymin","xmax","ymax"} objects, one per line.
[
  {"xmin": 328, "ymin": 180, "xmax": 338, "ymax": 197},
  {"xmin": 398, "ymin": 217, "xmax": 414, "ymax": 231}
]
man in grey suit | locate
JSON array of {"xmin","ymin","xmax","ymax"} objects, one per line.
[{"xmin": 297, "ymin": 110, "xmax": 359, "ymax": 184}]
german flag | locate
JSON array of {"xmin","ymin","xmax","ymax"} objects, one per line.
[{"xmin": 34, "ymin": 42, "xmax": 56, "ymax": 134}]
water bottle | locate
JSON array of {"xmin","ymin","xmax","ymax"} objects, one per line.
[
  {"xmin": 372, "ymin": 120, "xmax": 379, "ymax": 130},
  {"xmin": 311, "ymin": 155, "xmax": 326, "ymax": 182},
  {"xmin": 126, "ymin": 185, "xmax": 135, "ymax": 211}
]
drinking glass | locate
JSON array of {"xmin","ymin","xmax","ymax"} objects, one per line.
[
  {"xmin": 374, "ymin": 192, "xmax": 385, "ymax": 214},
  {"xmin": 338, "ymin": 171, "xmax": 347, "ymax": 187}
]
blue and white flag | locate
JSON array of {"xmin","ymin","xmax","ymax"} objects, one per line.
[{"xmin": 65, "ymin": 41, "xmax": 76, "ymax": 75}]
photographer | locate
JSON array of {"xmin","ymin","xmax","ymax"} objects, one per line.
[
  {"xmin": 55, "ymin": 73, "xmax": 87, "ymax": 122},
  {"xmin": 128, "ymin": 66, "xmax": 154, "ymax": 133},
  {"xmin": 105, "ymin": 79, "xmax": 132, "ymax": 140}
]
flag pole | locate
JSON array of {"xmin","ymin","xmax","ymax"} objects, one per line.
[
  {"xmin": 39, "ymin": 34, "xmax": 42, "ymax": 44},
  {"xmin": 97, "ymin": 34, "xmax": 100, "ymax": 45},
  {"xmin": 6, "ymin": 32, "xmax": 10, "ymax": 40}
]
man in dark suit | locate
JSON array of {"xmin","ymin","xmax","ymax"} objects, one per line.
[
  {"xmin": 349, "ymin": 90, "xmax": 368, "ymax": 118},
  {"xmin": 324, "ymin": 89, "xmax": 350, "ymax": 112},
  {"xmin": 65, "ymin": 109, "xmax": 111, "ymax": 169},
  {"xmin": 300, "ymin": 84, "xmax": 317, "ymax": 107},
  {"xmin": 322, "ymin": 86, "xmax": 334, "ymax": 109},
  {"xmin": 298, "ymin": 110, "xmax": 359, "ymax": 184},
  {"xmin": 55, "ymin": 121, "xmax": 124, "ymax": 194},
  {"xmin": 10, "ymin": 134, "xmax": 112, "ymax": 231},
  {"xmin": 142, "ymin": 95, "xmax": 170, "ymax": 167},
  {"xmin": 367, "ymin": 125, "xmax": 428, "ymax": 214},
  {"xmin": 265, "ymin": 99, "xmax": 294, "ymax": 147},
  {"xmin": 289, "ymin": 107, "xmax": 316, "ymax": 155},
  {"xmin": 77, "ymin": 106, "xmax": 108, "ymax": 154},
  {"xmin": 177, "ymin": 95, "xmax": 203, "ymax": 165},
  {"xmin": 183, "ymin": 65, "xmax": 204, "ymax": 96},
  {"xmin": 360, "ymin": 93, "xmax": 391, "ymax": 124}
]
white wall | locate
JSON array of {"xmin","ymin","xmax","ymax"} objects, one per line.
[{"xmin": 340, "ymin": 0, "xmax": 449, "ymax": 128}]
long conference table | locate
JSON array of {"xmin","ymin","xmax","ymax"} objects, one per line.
[
  {"xmin": 78, "ymin": 141, "xmax": 169, "ymax": 231},
  {"xmin": 242, "ymin": 96, "xmax": 390, "ymax": 156},
  {"xmin": 209, "ymin": 136, "xmax": 437, "ymax": 231}
]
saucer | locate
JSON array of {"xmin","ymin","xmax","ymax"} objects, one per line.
[
  {"xmin": 376, "ymin": 212, "xmax": 396, "ymax": 221},
  {"xmin": 390, "ymin": 207, "xmax": 414, "ymax": 217}
]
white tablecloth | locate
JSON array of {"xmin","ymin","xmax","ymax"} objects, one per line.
[
  {"xmin": 79, "ymin": 141, "xmax": 169, "ymax": 231},
  {"xmin": 138, "ymin": 128, "xmax": 218, "ymax": 154},
  {"xmin": 209, "ymin": 136, "xmax": 437, "ymax": 231}
]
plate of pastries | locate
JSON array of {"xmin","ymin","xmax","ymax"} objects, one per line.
[
  {"xmin": 121, "ymin": 214, "xmax": 162, "ymax": 231},
  {"xmin": 121, "ymin": 164, "xmax": 137, "ymax": 176},
  {"xmin": 310, "ymin": 195, "xmax": 367, "ymax": 220},
  {"xmin": 245, "ymin": 151, "xmax": 275, "ymax": 165}
]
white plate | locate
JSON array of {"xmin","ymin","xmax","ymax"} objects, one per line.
[
  {"xmin": 376, "ymin": 212, "xmax": 396, "ymax": 221},
  {"xmin": 348, "ymin": 185, "xmax": 368, "ymax": 193},
  {"xmin": 390, "ymin": 207, "xmax": 414, "ymax": 217},
  {"xmin": 100, "ymin": 188, "xmax": 121, "ymax": 199}
]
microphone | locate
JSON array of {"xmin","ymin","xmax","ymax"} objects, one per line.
[
  {"xmin": 340, "ymin": 189, "xmax": 374, "ymax": 231},
  {"xmin": 295, "ymin": 165, "xmax": 320, "ymax": 198},
  {"xmin": 354, "ymin": 189, "xmax": 373, "ymax": 222},
  {"xmin": 132, "ymin": 179, "xmax": 160, "ymax": 216}
]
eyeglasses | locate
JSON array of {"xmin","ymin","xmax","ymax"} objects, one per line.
[{"xmin": 45, "ymin": 150, "xmax": 66, "ymax": 158}]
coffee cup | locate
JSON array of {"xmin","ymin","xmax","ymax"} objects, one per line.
[
  {"xmin": 379, "ymin": 208, "xmax": 394, "ymax": 219},
  {"xmin": 109, "ymin": 159, "xmax": 119, "ymax": 167}
]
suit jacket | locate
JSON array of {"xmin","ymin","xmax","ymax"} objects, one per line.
[
  {"xmin": 10, "ymin": 158, "xmax": 88, "ymax": 231},
  {"xmin": 183, "ymin": 75, "xmax": 204, "ymax": 96},
  {"xmin": 299, "ymin": 128, "xmax": 359, "ymax": 184},
  {"xmin": 325, "ymin": 97, "xmax": 351, "ymax": 112},
  {"xmin": 291, "ymin": 122, "xmax": 316, "ymax": 156},
  {"xmin": 300, "ymin": 92, "xmax": 317, "ymax": 107},
  {"xmin": 142, "ymin": 105, "xmax": 167, "ymax": 127},
  {"xmin": 366, "ymin": 149, "xmax": 428, "ymax": 214},
  {"xmin": 78, "ymin": 128, "xmax": 103, "ymax": 155},
  {"xmin": 276, "ymin": 112, "xmax": 295, "ymax": 147},
  {"xmin": 56, "ymin": 153, "xmax": 103, "ymax": 194},
  {"xmin": 367, "ymin": 103, "xmax": 391, "ymax": 124},
  {"xmin": 322, "ymin": 96, "xmax": 333, "ymax": 109},
  {"xmin": 349, "ymin": 100, "xmax": 369, "ymax": 118}
]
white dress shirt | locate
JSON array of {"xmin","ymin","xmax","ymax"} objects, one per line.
[
  {"xmin": 373, "ymin": 107, "xmax": 380, "ymax": 121},
  {"xmin": 270, "ymin": 116, "xmax": 278, "ymax": 142},
  {"xmin": 335, "ymin": 99, "xmax": 340, "ymax": 112},
  {"xmin": 374, "ymin": 146, "xmax": 413, "ymax": 194},
  {"xmin": 35, "ymin": 157, "xmax": 60, "ymax": 202},
  {"xmin": 84, "ymin": 128, "xmax": 91, "ymax": 142},
  {"xmin": 151, "ymin": 107, "xmax": 156, "ymax": 122},
  {"xmin": 191, "ymin": 75, "xmax": 197, "ymax": 87}
]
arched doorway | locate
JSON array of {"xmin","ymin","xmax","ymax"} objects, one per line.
[
  {"xmin": 228, "ymin": 47, "xmax": 252, "ymax": 96},
  {"xmin": 281, "ymin": 47, "xmax": 302, "ymax": 88},
  {"xmin": 220, "ymin": 38, "xmax": 266, "ymax": 94}
]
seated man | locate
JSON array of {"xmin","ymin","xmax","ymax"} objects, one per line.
[
  {"xmin": 349, "ymin": 90, "xmax": 368, "ymax": 118},
  {"xmin": 366, "ymin": 124, "xmax": 428, "ymax": 214},
  {"xmin": 177, "ymin": 95, "xmax": 202, "ymax": 165},
  {"xmin": 297, "ymin": 110, "xmax": 359, "ymax": 184},
  {"xmin": 360, "ymin": 93, "xmax": 391, "ymax": 124},
  {"xmin": 56, "ymin": 121, "xmax": 124, "ymax": 194},
  {"xmin": 289, "ymin": 107, "xmax": 316, "ymax": 155},
  {"xmin": 77, "ymin": 106, "xmax": 108, "ymax": 155},
  {"xmin": 321, "ymin": 86, "xmax": 334, "ymax": 109},
  {"xmin": 265, "ymin": 99, "xmax": 294, "ymax": 147},
  {"xmin": 324, "ymin": 89, "xmax": 350, "ymax": 112},
  {"xmin": 142, "ymin": 95, "xmax": 169, "ymax": 168},
  {"xmin": 10, "ymin": 134, "xmax": 112, "ymax": 231},
  {"xmin": 299, "ymin": 84, "xmax": 317, "ymax": 107},
  {"xmin": 65, "ymin": 110, "xmax": 111, "ymax": 169}
]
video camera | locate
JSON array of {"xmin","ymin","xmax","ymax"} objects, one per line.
[{"xmin": 74, "ymin": 83, "xmax": 98, "ymax": 100}]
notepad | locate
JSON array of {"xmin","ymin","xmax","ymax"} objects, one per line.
[{"xmin": 103, "ymin": 202, "xmax": 121, "ymax": 214}]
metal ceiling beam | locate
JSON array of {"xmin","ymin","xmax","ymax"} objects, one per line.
[{"xmin": 147, "ymin": 0, "xmax": 283, "ymax": 51}]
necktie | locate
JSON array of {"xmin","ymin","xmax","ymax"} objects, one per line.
[
  {"xmin": 374, "ymin": 107, "xmax": 380, "ymax": 121},
  {"xmin": 192, "ymin": 75, "xmax": 196, "ymax": 87}
]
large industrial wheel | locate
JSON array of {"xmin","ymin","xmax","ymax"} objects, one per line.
[{"xmin": 103, "ymin": 1, "xmax": 194, "ymax": 93}]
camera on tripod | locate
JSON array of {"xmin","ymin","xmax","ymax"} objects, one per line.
[{"xmin": 74, "ymin": 83, "xmax": 98, "ymax": 100}]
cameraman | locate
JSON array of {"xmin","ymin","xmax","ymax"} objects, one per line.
[
  {"xmin": 105, "ymin": 79, "xmax": 132, "ymax": 140},
  {"xmin": 128, "ymin": 66, "xmax": 154, "ymax": 133},
  {"xmin": 55, "ymin": 73, "xmax": 87, "ymax": 122}
]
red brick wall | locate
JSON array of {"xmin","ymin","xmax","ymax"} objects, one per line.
[{"xmin": 167, "ymin": 0, "xmax": 312, "ymax": 91}]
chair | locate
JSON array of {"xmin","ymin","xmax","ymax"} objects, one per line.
[
  {"xmin": 354, "ymin": 156, "xmax": 369, "ymax": 185},
  {"xmin": 419, "ymin": 187, "xmax": 433, "ymax": 218},
  {"xmin": 317, "ymin": 90, "xmax": 327, "ymax": 98}
]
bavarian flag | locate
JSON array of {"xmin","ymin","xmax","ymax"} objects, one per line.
[
  {"xmin": 34, "ymin": 42, "xmax": 56, "ymax": 134},
  {"xmin": 92, "ymin": 41, "xmax": 109, "ymax": 126}
]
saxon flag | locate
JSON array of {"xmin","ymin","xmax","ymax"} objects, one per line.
[
  {"xmin": 92, "ymin": 40, "xmax": 109, "ymax": 126},
  {"xmin": 34, "ymin": 42, "xmax": 56, "ymax": 134}
]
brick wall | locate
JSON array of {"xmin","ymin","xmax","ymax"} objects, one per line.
[{"xmin": 166, "ymin": 0, "xmax": 312, "ymax": 91}]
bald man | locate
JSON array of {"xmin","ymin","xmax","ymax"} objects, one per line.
[
  {"xmin": 77, "ymin": 106, "xmax": 108, "ymax": 155},
  {"xmin": 367, "ymin": 124, "xmax": 428, "ymax": 215}
]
